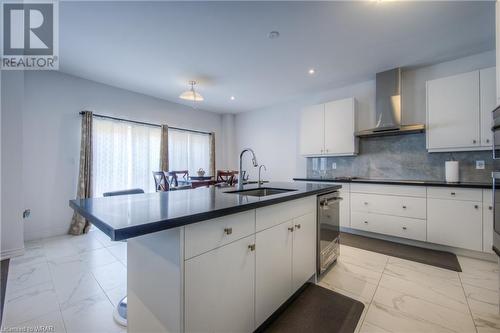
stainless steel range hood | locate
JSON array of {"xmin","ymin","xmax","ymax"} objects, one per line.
[{"xmin": 355, "ymin": 68, "xmax": 425, "ymax": 138}]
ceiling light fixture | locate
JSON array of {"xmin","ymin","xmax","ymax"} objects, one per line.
[
  {"xmin": 308, "ymin": 68, "xmax": 315, "ymax": 75},
  {"xmin": 179, "ymin": 80, "xmax": 204, "ymax": 102},
  {"xmin": 268, "ymin": 31, "xmax": 280, "ymax": 39},
  {"xmin": 230, "ymin": 96, "xmax": 235, "ymax": 101}
]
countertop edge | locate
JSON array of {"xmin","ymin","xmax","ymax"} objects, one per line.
[
  {"xmin": 69, "ymin": 184, "xmax": 341, "ymax": 241},
  {"xmin": 293, "ymin": 178, "xmax": 492, "ymax": 189}
]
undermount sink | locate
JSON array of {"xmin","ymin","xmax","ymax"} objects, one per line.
[{"xmin": 225, "ymin": 187, "xmax": 297, "ymax": 197}]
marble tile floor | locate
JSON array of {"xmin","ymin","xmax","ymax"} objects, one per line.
[
  {"xmin": 319, "ymin": 245, "xmax": 500, "ymax": 333},
  {"xmin": 2, "ymin": 229, "xmax": 499, "ymax": 333}
]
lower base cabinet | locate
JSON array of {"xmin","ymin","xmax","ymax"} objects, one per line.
[
  {"xmin": 184, "ymin": 235, "xmax": 256, "ymax": 333},
  {"xmin": 292, "ymin": 212, "xmax": 316, "ymax": 292},
  {"xmin": 427, "ymin": 198, "xmax": 483, "ymax": 251}
]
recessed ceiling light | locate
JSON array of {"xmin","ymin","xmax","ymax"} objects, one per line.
[
  {"xmin": 308, "ymin": 68, "xmax": 315, "ymax": 75},
  {"xmin": 230, "ymin": 96, "xmax": 235, "ymax": 101},
  {"xmin": 268, "ymin": 31, "xmax": 280, "ymax": 39}
]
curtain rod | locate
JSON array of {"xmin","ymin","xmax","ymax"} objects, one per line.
[{"xmin": 79, "ymin": 111, "xmax": 212, "ymax": 135}]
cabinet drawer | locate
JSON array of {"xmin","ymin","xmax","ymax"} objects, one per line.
[
  {"xmin": 351, "ymin": 211, "xmax": 426, "ymax": 242},
  {"xmin": 350, "ymin": 183, "xmax": 426, "ymax": 197},
  {"xmin": 185, "ymin": 210, "xmax": 255, "ymax": 259},
  {"xmin": 351, "ymin": 193, "xmax": 426, "ymax": 219},
  {"xmin": 427, "ymin": 187, "xmax": 482, "ymax": 201},
  {"xmin": 256, "ymin": 196, "xmax": 316, "ymax": 232}
]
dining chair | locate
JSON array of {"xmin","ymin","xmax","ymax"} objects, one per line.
[
  {"xmin": 216, "ymin": 170, "xmax": 238, "ymax": 185},
  {"xmin": 102, "ymin": 188, "xmax": 145, "ymax": 328},
  {"xmin": 152, "ymin": 171, "xmax": 169, "ymax": 191},
  {"xmin": 166, "ymin": 171, "xmax": 192, "ymax": 190}
]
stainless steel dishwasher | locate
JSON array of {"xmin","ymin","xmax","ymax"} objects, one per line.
[{"xmin": 317, "ymin": 191, "xmax": 341, "ymax": 275}]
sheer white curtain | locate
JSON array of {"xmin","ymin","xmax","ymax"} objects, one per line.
[
  {"xmin": 168, "ymin": 129, "xmax": 210, "ymax": 175},
  {"xmin": 93, "ymin": 118, "xmax": 161, "ymax": 196}
]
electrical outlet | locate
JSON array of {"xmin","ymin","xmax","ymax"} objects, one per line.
[
  {"xmin": 331, "ymin": 162, "xmax": 337, "ymax": 169},
  {"xmin": 476, "ymin": 160, "xmax": 485, "ymax": 170}
]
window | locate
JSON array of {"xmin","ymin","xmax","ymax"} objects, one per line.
[
  {"xmin": 93, "ymin": 118, "xmax": 161, "ymax": 196},
  {"xmin": 168, "ymin": 129, "xmax": 210, "ymax": 175}
]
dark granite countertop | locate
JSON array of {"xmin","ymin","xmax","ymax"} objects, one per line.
[
  {"xmin": 69, "ymin": 182, "xmax": 340, "ymax": 241},
  {"xmin": 293, "ymin": 177, "xmax": 492, "ymax": 189}
]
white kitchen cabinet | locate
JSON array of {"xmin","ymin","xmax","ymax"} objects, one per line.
[
  {"xmin": 324, "ymin": 98, "xmax": 358, "ymax": 156},
  {"xmin": 255, "ymin": 220, "xmax": 293, "ymax": 327},
  {"xmin": 497, "ymin": 1, "xmax": 500, "ymax": 104},
  {"xmin": 339, "ymin": 184, "xmax": 350, "ymax": 228},
  {"xmin": 300, "ymin": 97, "xmax": 357, "ymax": 156},
  {"xmin": 184, "ymin": 234, "xmax": 256, "ymax": 333},
  {"xmin": 426, "ymin": 71, "xmax": 480, "ymax": 151},
  {"xmin": 427, "ymin": 197, "xmax": 483, "ymax": 251},
  {"xmin": 299, "ymin": 104, "xmax": 324, "ymax": 155},
  {"xmin": 483, "ymin": 189, "xmax": 494, "ymax": 254},
  {"xmin": 480, "ymin": 67, "xmax": 497, "ymax": 147},
  {"xmin": 291, "ymin": 212, "xmax": 316, "ymax": 292}
]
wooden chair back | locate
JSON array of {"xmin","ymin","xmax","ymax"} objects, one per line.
[
  {"xmin": 152, "ymin": 171, "xmax": 169, "ymax": 191},
  {"xmin": 216, "ymin": 170, "xmax": 238, "ymax": 185}
]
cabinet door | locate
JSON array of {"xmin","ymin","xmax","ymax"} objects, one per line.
[
  {"xmin": 292, "ymin": 212, "xmax": 316, "ymax": 292},
  {"xmin": 427, "ymin": 71, "xmax": 480, "ymax": 150},
  {"xmin": 339, "ymin": 186, "xmax": 350, "ymax": 228},
  {"xmin": 497, "ymin": 2, "xmax": 500, "ymax": 104},
  {"xmin": 185, "ymin": 235, "xmax": 255, "ymax": 333},
  {"xmin": 255, "ymin": 221, "xmax": 293, "ymax": 327},
  {"xmin": 480, "ymin": 67, "xmax": 496, "ymax": 146},
  {"xmin": 324, "ymin": 98, "xmax": 357, "ymax": 155},
  {"xmin": 483, "ymin": 190, "xmax": 494, "ymax": 254},
  {"xmin": 427, "ymin": 198, "xmax": 482, "ymax": 251},
  {"xmin": 300, "ymin": 104, "xmax": 324, "ymax": 155}
]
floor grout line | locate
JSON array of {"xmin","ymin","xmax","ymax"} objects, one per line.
[{"xmin": 458, "ymin": 271, "xmax": 480, "ymax": 333}]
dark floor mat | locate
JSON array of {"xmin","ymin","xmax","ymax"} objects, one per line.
[
  {"xmin": 262, "ymin": 283, "xmax": 365, "ymax": 333},
  {"xmin": 0, "ymin": 259, "xmax": 10, "ymax": 327},
  {"xmin": 341, "ymin": 232, "xmax": 462, "ymax": 272}
]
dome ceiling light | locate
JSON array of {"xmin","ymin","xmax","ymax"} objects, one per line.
[{"xmin": 179, "ymin": 80, "xmax": 204, "ymax": 102}]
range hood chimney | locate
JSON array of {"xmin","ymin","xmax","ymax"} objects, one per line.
[{"xmin": 355, "ymin": 68, "xmax": 425, "ymax": 138}]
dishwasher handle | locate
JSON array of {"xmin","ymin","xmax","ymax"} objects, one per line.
[{"xmin": 320, "ymin": 196, "xmax": 343, "ymax": 207}]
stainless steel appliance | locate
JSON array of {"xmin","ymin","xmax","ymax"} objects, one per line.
[
  {"xmin": 317, "ymin": 191, "xmax": 341, "ymax": 275},
  {"xmin": 491, "ymin": 105, "xmax": 500, "ymax": 258}
]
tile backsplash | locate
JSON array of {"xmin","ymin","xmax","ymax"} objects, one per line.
[{"xmin": 307, "ymin": 133, "xmax": 493, "ymax": 183}]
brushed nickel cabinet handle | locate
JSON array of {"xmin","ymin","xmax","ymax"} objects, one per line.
[
  {"xmin": 402, "ymin": 205, "xmax": 407, "ymax": 209},
  {"xmin": 450, "ymin": 192, "xmax": 456, "ymax": 196},
  {"xmin": 364, "ymin": 202, "xmax": 368, "ymax": 205},
  {"xmin": 487, "ymin": 139, "xmax": 490, "ymax": 143},
  {"xmin": 474, "ymin": 205, "xmax": 479, "ymax": 209},
  {"xmin": 295, "ymin": 224, "xmax": 301, "ymax": 229},
  {"xmin": 473, "ymin": 139, "xmax": 477, "ymax": 144},
  {"xmin": 489, "ymin": 206, "xmax": 493, "ymax": 210},
  {"xmin": 224, "ymin": 227, "xmax": 233, "ymax": 235},
  {"xmin": 402, "ymin": 226, "xmax": 407, "ymax": 230},
  {"xmin": 288, "ymin": 227, "xmax": 294, "ymax": 232},
  {"xmin": 364, "ymin": 221, "xmax": 368, "ymax": 224},
  {"xmin": 248, "ymin": 244, "xmax": 255, "ymax": 251}
]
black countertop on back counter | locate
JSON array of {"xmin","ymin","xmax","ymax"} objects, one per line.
[
  {"xmin": 70, "ymin": 182, "xmax": 341, "ymax": 241},
  {"xmin": 293, "ymin": 177, "xmax": 493, "ymax": 189}
]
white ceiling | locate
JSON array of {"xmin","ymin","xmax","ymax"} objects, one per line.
[{"xmin": 59, "ymin": 1, "xmax": 495, "ymax": 113}]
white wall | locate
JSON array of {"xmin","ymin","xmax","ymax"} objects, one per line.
[
  {"xmin": 1, "ymin": 71, "xmax": 25, "ymax": 258},
  {"xmin": 18, "ymin": 71, "xmax": 224, "ymax": 241},
  {"xmin": 235, "ymin": 50, "xmax": 496, "ymax": 182}
]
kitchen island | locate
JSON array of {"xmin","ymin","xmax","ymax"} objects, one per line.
[{"xmin": 70, "ymin": 182, "xmax": 340, "ymax": 333}]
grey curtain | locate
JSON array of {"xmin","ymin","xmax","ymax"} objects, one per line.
[
  {"xmin": 160, "ymin": 125, "xmax": 169, "ymax": 172},
  {"xmin": 69, "ymin": 111, "xmax": 93, "ymax": 235},
  {"xmin": 209, "ymin": 132, "xmax": 216, "ymax": 176}
]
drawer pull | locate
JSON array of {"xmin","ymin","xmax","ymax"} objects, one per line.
[
  {"xmin": 474, "ymin": 205, "xmax": 479, "ymax": 209},
  {"xmin": 248, "ymin": 244, "xmax": 256, "ymax": 251},
  {"xmin": 487, "ymin": 139, "xmax": 490, "ymax": 143},
  {"xmin": 402, "ymin": 205, "xmax": 407, "ymax": 209},
  {"xmin": 364, "ymin": 202, "xmax": 368, "ymax": 205},
  {"xmin": 473, "ymin": 139, "xmax": 477, "ymax": 144},
  {"xmin": 489, "ymin": 206, "xmax": 493, "ymax": 210},
  {"xmin": 402, "ymin": 226, "xmax": 407, "ymax": 230},
  {"xmin": 223, "ymin": 227, "xmax": 233, "ymax": 235},
  {"xmin": 295, "ymin": 224, "xmax": 301, "ymax": 229},
  {"xmin": 288, "ymin": 227, "xmax": 294, "ymax": 232},
  {"xmin": 450, "ymin": 192, "xmax": 456, "ymax": 196},
  {"xmin": 364, "ymin": 221, "xmax": 368, "ymax": 224}
]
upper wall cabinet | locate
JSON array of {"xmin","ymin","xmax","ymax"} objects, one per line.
[
  {"xmin": 426, "ymin": 68, "xmax": 496, "ymax": 152},
  {"xmin": 300, "ymin": 97, "xmax": 357, "ymax": 156},
  {"xmin": 496, "ymin": 2, "xmax": 500, "ymax": 104}
]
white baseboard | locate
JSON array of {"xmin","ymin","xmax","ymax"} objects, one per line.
[
  {"xmin": 1, "ymin": 246, "xmax": 25, "ymax": 261},
  {"xmin": 341, "ymin": 227, "xmax": 498, "ymax": 262}
]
